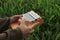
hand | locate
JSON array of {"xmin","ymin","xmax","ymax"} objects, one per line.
[
  {"xmin": 10, "ymin": 15, "xmax": 22, "ymax": 29},
  {"xmin": 10, "ymin": 15, "xmax": 43, "ymax": 38},
  {"xmin": 18, "ymin": 18, "xmax": 43, "ymax": 38}
]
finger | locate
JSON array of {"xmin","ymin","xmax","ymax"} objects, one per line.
[
  {"xmin": 27, "ymin": 22, "xmax": 39, "ymax": 29},
  {"xmin": 33, "ymin": 18, "xmax": 43, "ymax": 25},
  {"xmin": 21, "ymin": 18, "xmax": 34, "ymax": 26},
  {"xmin": 18, "ymin": 18, "xmax": 22, "ymax": 22},
  {"xmin": 20, "ymin": 19, "xmax": 27, "ymax": 25},
  {"xmin": 25, "ymin": 21, "xmax": 34, "ymax": 26},
  {"xmin": 25, "ymin": 29, "xmax": 34, "ymax": 37},
  {"xmin": 29, "ymin": 29, "xmax": 34, "ymax": 33},
  {"xmin": 32, "ymin": 18, "xmax": 43, "ymax": 28},
  {"xmin": 18, "ymin": 19, "xmax": 22, "ymax": 25},
  {"xmin": 37, "ymin": 18, "xmax": 43, "ymax": 24}
]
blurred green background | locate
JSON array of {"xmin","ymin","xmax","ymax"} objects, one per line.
[{"xmin": 0, "ymin": 0, "xmax": 60, "ymax": 40}]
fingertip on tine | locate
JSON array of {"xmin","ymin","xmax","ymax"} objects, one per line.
[{"xmin": 18, "ymin": 19, "xmax": 22, "ymax": 22}]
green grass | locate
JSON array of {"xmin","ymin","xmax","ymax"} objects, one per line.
[{"xmin": 0, "ymin": 0, "xmax": 60, "ymax": 40}]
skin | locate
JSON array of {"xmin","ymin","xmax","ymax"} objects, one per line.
[{"xmin": 10, "ymin": 15, "xmax": 43, "ymax": 38}]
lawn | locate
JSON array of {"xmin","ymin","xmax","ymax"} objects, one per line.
[{"xmin": 0, "ymin": 0, "xmax": 60, "ymax": 40}]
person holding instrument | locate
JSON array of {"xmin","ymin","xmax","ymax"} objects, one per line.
[{"xmin": 0, "ymin": 12, "xmax": 43, "ymax": 40}]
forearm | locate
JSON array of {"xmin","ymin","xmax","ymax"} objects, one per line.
[
  {"xmin": 0, "ymin": 18, "xmax": 10, "ymax": 33},
  {"xmin": 0, "ymin": 33, "xmax": 7, "ymax": 40},
  {"xmin": 0, "ymin": 28, "xmax": 23, "ymax": 40}
]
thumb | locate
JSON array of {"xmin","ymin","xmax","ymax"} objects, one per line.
[{"xmin": 19, "ymin": 19, "xmax": 26, "ymax": 25}]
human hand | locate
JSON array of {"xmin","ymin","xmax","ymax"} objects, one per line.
[
  {"xmin": 10, "ymin": 15, "xmax": 43, "ymax": 38},
  {"xmin": 18, "ymin": 17, "xmax": 43, "ymax": 38},
  {"xmin": 10, "ymin": 15, "xmax": 22, "ymax": 29}
]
